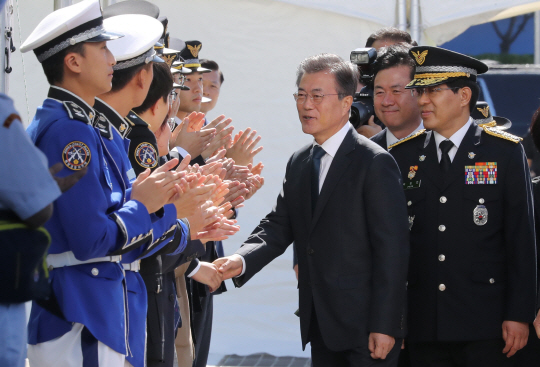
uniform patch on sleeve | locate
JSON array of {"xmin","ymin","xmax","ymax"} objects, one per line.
[
  {"xmin": 62, "ymin": 141, "xmax": 91, "ymax": 170},
  {"xmin": 134, "ymin": 142, "xmax": 158, "ymax": 169}
]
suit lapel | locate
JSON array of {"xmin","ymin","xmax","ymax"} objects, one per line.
[
  {"xmin": 299, "ymin": 150, "xmax": 313, "ymax": 226},
  {"xmin": 309, "ymin": 128, "xmax": 355, "ymax": 232},
  {"xmin": 419, "ymin": 131, "xmax": 445, "ymax": 191},
  {"xmin": 442, "ymin": 124, "xmax": 483, "ymax": 190}
]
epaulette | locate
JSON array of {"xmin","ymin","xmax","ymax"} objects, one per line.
[
  {"xmin": 388, "ymin": 129, "xmax": 426, "ymax": 150},
  {"xmin": 63, "ymin": 101, "xmax": 91, "ymax": 125},
  {"xmin": 482, "ymin": 125, "xmax": 521, "ymax": 143},
  {"xmin": 125, "ymin": 111, "xmax": 147, "ymax": 127},
  {"xmin": 476, "ymin": 120, "xmax": 496, "ymax": 128}
]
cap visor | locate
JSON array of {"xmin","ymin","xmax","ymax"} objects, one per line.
[
  {"xmin": 87, "ymin": 31, "xmax": 124, "ymax": 42},
  {"xmin": 173, "ymin": 82, "xmax": 190, "ymax": 90},
  {"xmin": 197, "ymin": 67, "xmax": 211, "ymax": 73},
  {"xmin": 493, "ymin": 116, "xmax": 511, "ymax": 130},
  {"xmin": 202, "ymin": 97, "xmax": 212, "ymax": 103},
  {"xmin": 152, "ymin": 55, "xmax": 165, "ymax": 63}
]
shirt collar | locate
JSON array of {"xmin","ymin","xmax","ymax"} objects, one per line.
[
  {"xmin": 313, "ymin": 122, "xmax": 350, "ymax": 157},
  {"xmin": 433, "ymin": 117, "xmax": 472, "ymax": 150},
  {"xmin": 94, "ymin": 98, "xmax": 131, "ymax": 138},
  {"xmin": 47, "ymin": 86, "xmax": 96, "ymax": 121},
  {"xmin": 386, "ymin": 120, "xmax": 424, "ymax": 148}
]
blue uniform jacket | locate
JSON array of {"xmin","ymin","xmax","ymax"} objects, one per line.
[
  {"xmin": 94, "ymin": 99, "xmax": 188, "ymax": 367},
  {"xmin": 26, "ymin": 87, "xmax": 158, "ymax": 355}
]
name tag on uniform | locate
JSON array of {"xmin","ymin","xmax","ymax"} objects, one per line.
[
  {"xmin": 126, "ymin": 168, "xmax": 136, "ymax": 181},
  {"xmin": 465, "ymin": 162, "xmax": 497, "ymax": 184},
  {"xmin": 403, "ymin": 180, "xmax": 421, "ymax": 190}
]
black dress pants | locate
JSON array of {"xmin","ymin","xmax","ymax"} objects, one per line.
[
  {"xmin": 309, "ymin": 311, "xmax": 402, "ymax": 367},
  {"xmin": 408, "ymin": 339, "xmax": 517, "ymax": 367}
]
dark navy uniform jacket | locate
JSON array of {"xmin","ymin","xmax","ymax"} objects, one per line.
[
  {"xmin": 26, "ymin": 87, "xmax": 166, "ymax": 354},
  {"xmin": 388, "ymin": 122, "xmax": 537, "ymax": 342}
]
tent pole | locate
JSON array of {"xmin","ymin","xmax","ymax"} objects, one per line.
[
  {"xmin": 1, "ymin": 2, "xmax": 6, "ymax": 94},
  {"xmin": 411, "ymin": 0, "xmax": 420, "ymax": 44},
  {"xmin": 534, "ymin": 11, "xmax": 540, "ymax": 64},
  {"xmin": 1, "ymin": 0, "xmax": 13, "ymax": 94},
  {"xmin": 398, "ymin": 0, "xmax": 407, "ymax": 31}
]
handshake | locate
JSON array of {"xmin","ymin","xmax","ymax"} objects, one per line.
[{"xmin": 194, "ymin": 254, "xmax": 245, "ymax": 294}]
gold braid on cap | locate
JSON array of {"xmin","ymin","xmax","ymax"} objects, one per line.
[{"xmin": 415, "ymin": 72, "xmax": 471, "ymax": 79}]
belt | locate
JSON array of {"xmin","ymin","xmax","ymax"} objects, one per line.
[
  {"xmin": 122, "ymin": 260, "xmax": 141, "ymax": 272},
  {"xmin": 46, "ymin": 251, "xmax": 122, "ymax": 270}
]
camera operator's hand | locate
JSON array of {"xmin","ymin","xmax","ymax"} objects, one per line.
[{"xmin": 356, "ymin": 115, "xmax": 382, "ymax": 138}]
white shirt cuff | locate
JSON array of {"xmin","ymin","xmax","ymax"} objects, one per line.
[
  {"xmin": 172, "ymin": 146, "xmax": 190, "ymax": 159},
  {"xmin": 187, "ymin": 260, "xmax": 201, "ymax": 278},
  {"xmin": 237, "ymin": 254, "xmax": 246, "ymax": 277}
]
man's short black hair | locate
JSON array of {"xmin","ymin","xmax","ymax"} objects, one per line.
[
  {"xmin": 365, "ymin": 27, "xmax": 417, "ymax": 48},
  {"xmin": 111, "ymin": 63, "xmax": 152, "ymax": 93},
  {"xmin": 200, "ymin": 59, "xmax": 224, "ymax": 85},
  {"xmin": 372, "ymin": 44, "xmax": 415, "ymax": 81},
  {"xmin": 446, "ymin": 79, "xmax": 480, "ymax": 114},
  {"xmin": 41, "ymin": 42, "xmax": 86, "ymax": 85},
  {"xmin": 132, "ymin": 62, "xmax": 173, "ymax": 115}
]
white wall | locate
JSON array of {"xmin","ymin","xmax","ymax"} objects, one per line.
[{"xmin": 8, "ymin": 0, "xmax": 383, "ymax": 358}]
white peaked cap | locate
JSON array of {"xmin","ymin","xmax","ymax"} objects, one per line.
[
  {"xmin": 21, "ymin": 0, "xmax": 122, "ymax": 63},
  {"xmin": 104, "ymin": 14, "xmax": 164, "ymax": 70}
]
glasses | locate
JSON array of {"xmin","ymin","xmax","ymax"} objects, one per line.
[
  {"xmin": 166, "ymin": 118, "xmax": 176, "ymax": 131},
  {"xmin": 293, "ymin": 92, "xmax": 341, "ymax": 105},
  {"xmin": 168, "ymin": 91, "xmax": 178, "ymax": 106},
  {"xmin": 410, "ymin": 87, "xmax": 460, "ymax": 98}
]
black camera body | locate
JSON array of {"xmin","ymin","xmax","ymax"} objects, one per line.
[{"xmin": 349, "ymin": 48, "xmax": 379, "ymax": 129}]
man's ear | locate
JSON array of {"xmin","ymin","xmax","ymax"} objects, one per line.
[
  {"xmin": 64, "ymin": 52, "xmax": 84, "ymax": 75},
  {"xmin": 342, "ymin": 95, "xmax": 353, "ymax": 111},
  {"xmin": 460, "ymin": 87, "xmax": 472, "ymax": 109}
]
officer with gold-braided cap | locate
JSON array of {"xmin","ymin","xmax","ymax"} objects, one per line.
[{"xmin": 388, "ymin": 46, "xmax": 536, "ymax": 367}]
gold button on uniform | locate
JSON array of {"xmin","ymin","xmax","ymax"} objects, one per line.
[
  {"xmin": 479, "ymin": 198, "xmax": 485, "ymax": 204},
  {"xmin": 439, "ymin": 284, "xmax": 446, "ymax": 291},
  {"xmin": 489, "ymin": 278, "xmax": 495, "ymax": 284},
  {"xmin": 438, "ymin": 225, "xmax": 446, "ymax": 232},
  {"xmin": 407, "ymin": 201, "xmax": 412, "ymax": 206},
  {"xmin": 440, "ymin": 196, "xmax": 447, "ymax": 203},
  {"xmin": 438, "ymin": 254, "xmax": 445, "ymax": 261}
]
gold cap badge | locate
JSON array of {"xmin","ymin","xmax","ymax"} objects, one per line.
[
  {"xmin": 477, "ymin": 106, "xmax": 489, "ymax": 118},
  {"xmin": 187, "ymin": 44, "xmax": 201, "ymax": 58},
  {"xmin": 412, "ymin": 50, "xmax": 428, "ymax": 65}
]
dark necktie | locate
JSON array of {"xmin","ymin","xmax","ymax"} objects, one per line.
[
  {"xmin": 439, "ymin": 140, "xmax": 454, "ymax": 173},
  {"xmin": 311, "ymin": 145, "xmax": 326, "ymax": 213}
]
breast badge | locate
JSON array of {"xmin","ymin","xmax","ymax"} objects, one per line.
[
  {"xmin": 408, "ymin": 215, "xmax": 415, "ymax": 230},
  {"xmin": 419, "ymin": 155, "xmax": 426, "ymax": 162},
  {"xmin": 473, "ymin": 205, "xmax": 488, "ymax": 225},
  {"xmin": 135, "ymin": 142, "xmax": 158, "ymax": 169},
  {"xmin": 465, "ymin": 162, "xmax": 497, "ymax": 184},
  {"xmin": 468, "ymin": 152, "xmax": 476, "ymax": 159},
  {"xmin": 62, "ymin": 141, "xmax": 91, "ymax": 170},
  {"xmin": 408, "ymin": 166, "xmax": 418, "ymax": 179}
]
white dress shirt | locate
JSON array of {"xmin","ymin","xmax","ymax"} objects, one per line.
[
  {"xmin": 433, "ymin": 118, "xmax": 472, "ymax": 162},
  {"xmin": 386, "ymin": 121, "xmax": 424, "ymax": 149},
  {"xmin": 237, "ymin": 122, "xmax": 352, "ymax": 275}
]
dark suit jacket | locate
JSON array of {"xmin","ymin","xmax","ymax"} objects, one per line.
[
  {"xmin": 370, "ymin": 128, "xmax": 387, "ymax": 150},
  {"xmin": 389, "ymin": 123, "xmax": 537, "ymax": 342},
  {"xmin": 233, "ymin": 125, "xmax": 410, "ymax": 351}
]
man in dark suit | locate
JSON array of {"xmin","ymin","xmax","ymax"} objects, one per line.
[
  {"xmin": 370, "ymin": 44, "xmax": 423, "ymax": 151},
  {"xmin": 388, "ymin": 46, "xmax": 537, "ymax": 367},
  {"xmin": 215, "ymin": 53, "xmax": 410, "ymax": 366}
]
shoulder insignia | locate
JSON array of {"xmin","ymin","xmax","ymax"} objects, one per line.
[
  {"xmin": 134, "ymin": 142, "xmax": 158, "ymax": 169},
  {"xmin": 62, "ymin": 141, "xmax": 91, "ymax": 170},
  {"xmin": 388, "ymin": 129, "xmax": 427, "ymax": 150},
  {"xmin": 63, "ymin": 101, "xmax": 91, "ymax": 124},
  {"xmin": 482, "ymin": 126, "xmax": 521, "ymax": 143},
  {"xmin": 3, "ymin": 113, "xmax": 21, "ymax": 128}
]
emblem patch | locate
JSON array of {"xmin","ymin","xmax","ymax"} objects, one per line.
[
  {"xmin": 419, "ymin": 155, "xmax": 426, "ymax": 162},
  {"xmin": 477, "ymin": 106, "xmax": 489, "ymax": 118},
  {"xmin": 473, "ymin": 205, "xmax": 488, "ymax": 226},
  {"xmin": 468, "ymin": 152, "xmax": 476, "ymax": 159},
  {"xmin": 62, "ymin": 141, "xmax": 91, "ymax": 170},
  {"xmin": 187, "ymin": 44, "xmax": 201, "ymax": 58},
  {"xmin": 465, "ymin": 162, "xmax": 497, "ymax": 184},
  {"xmin": 411, "ymin": 50, "xmax": 428, "ymax": 65},
  {"xmin": 135, "ymin": 142, "xmax": 158, "ymax": 169},
  {"xmin": 408, "ymin": 166, "xmax": 418, "ymax": 179}
]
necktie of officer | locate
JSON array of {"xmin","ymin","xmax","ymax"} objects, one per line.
[
  {"xmin": 311, "ymin": 145, "xmax": 326, "ymax": 213},
  {"xmin": 439, "ymin": 140, "xmax": 454, "ymax": 172}
]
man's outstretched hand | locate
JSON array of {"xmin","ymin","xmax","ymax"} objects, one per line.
[{"xmin": 213, "ymin": 254, "xmax": 244, "ymax": 280}]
